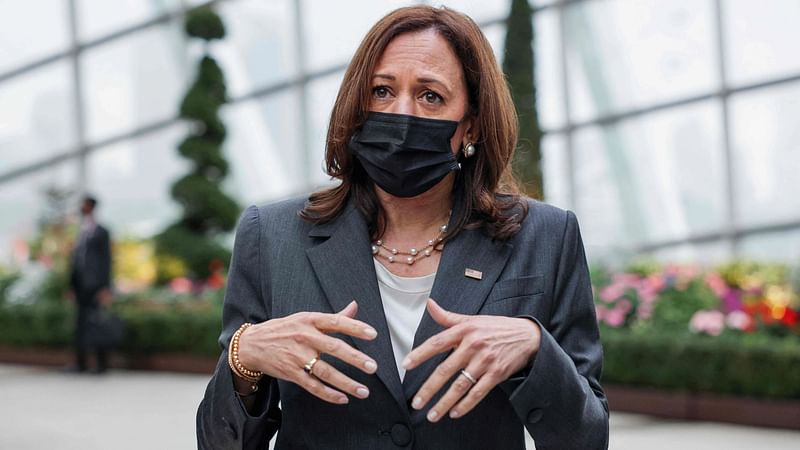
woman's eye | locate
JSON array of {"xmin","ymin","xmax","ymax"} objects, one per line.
[
  {"xmin": 373, "ymin": 86, "xmax": 389, "ymax": 98},
  {"xmin": 422, "ymin": 91, "xmax": 443, "ymax": 104}
]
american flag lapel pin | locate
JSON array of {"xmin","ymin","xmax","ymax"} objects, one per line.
[{"xmin": 464, "ymin": 268, "xmax": 483, "ymax": 280}]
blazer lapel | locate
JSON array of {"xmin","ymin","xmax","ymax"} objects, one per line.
[
  {"xmin": 401, "ymin": 226, "xmax": 513, "ymax": 401},
  {"xmin": 305, "ymin": 205, "xmax": 408, "ymax": 415}
]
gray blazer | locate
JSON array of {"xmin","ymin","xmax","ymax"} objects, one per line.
[{"xmin": 197, "ymin": 196, "xmax": 609, "ymax": 449}]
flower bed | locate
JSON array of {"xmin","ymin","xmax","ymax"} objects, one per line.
[{"xmin": 594, "ymin": 261, "xmax": 800, "ymax": 400}]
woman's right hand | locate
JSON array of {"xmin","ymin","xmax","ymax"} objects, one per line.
[{"xmin": 236, "ymin": 301, "xmax": 378, "ymax": 404}]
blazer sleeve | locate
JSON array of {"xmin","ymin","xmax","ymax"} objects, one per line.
[
  {"xmin": 501, "ymin": 210, "xmax": 609, "ymax": 450},
  {"xmin": 197, "ymin": 206, "xmax": 281, "ymax": 449}
]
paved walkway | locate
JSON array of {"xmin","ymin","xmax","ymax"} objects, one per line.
[{"xmin": 0, "ymin": 364, "xmax": 797, "ymax": 449}]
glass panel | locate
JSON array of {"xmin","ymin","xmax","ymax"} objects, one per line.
[
  {"xmin": 541, "ymin": 133, "xmax": 570, "ymax": 210},
  {"xmin": 564, "ymin": 0, "xmax": 717, "ymax": 122},
  {"xmin": 534, "ymin": 10, "xmax": 565, "ymax": 130},
  {"xmin": 221, "ymin": 89, "xmax": 305, "ymax": 205},
  {"xmin": 724, "ymin": 0, "xmax": 800, "ymax": 86},
  {"xmin": 306, "ymin": 71, "xmax": 346, "ymax": 189},
  {"xmin": 739, "ymin": 229, "xmax": 800, "ymax": 264},
  {"xmin": 480, "ymin": 24, "xmax": 507, "ymax": 66},
  {"xmin": 435, "ymin": 0, "xmax": 510, "ymax": 22},
  {"xmin": 301, "ymin": 0, "xmax": 415, "ymax": 72},
  {"xmin": 85, "ymin": 125, "xmax": 189, "ymax": 238},
  {"xmin": 81, "ymin": 23, "xmax": 187, "ymax": 142},
  {"xmin": 730, "ymin": 82, "xmax": 800, "ymax": 227},
  {"xmin": 0, "ymin": 160, "xmax": 77, "ymax": 263},
  {"xmin": 77, "ymin": 0, "xmax": 180, "ymax": 42},
  {"xmin": 214, "ymin": 0, "xmax": 298, "ymax": 98},
  {"xmin": 573, "ymin": 101, "xmax": 725, "ymax": 256},
  {"xmin": 0, "ymin": 0, "xmax": 69, "ymax": 73},
  {"xmin": 647, "ymin": 240, "xmax": 731, "ymax": 266},
  {"xmin": 0, "ymin": 61, "xmax": 77, "ymax": 172}
]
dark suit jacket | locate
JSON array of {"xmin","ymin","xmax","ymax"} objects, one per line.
[
  {"xmin": 69, "ymin": 223, "xmax": 112, "ymax": 300},
  {"xmin": 197, "ymin": 197, "xmax": 609, "ymax": 449}
]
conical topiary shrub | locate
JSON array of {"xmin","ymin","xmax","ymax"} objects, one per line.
[
  {"xmin": 155, "ymin": 6, "xmax": 239, "ymax": 281},
  {"xmin": 503, "ymin": 0, "xmax": 543, "ymax": 199}
]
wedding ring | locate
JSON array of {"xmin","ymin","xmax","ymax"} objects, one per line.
[
  {"xmin": 460, "ymin": 369, "xmax": 478, "ymax": 385},
  {"xmin": 303, "ymin": 357, "xmax": 319, "ymax": 376}
]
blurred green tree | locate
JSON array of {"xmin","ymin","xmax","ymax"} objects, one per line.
[
  {"xmin": 503, "ymin": 0, "xmax": 543, "ymax": 198},
  {"xmin": 155, "ymin": 6, "xmax": 239, "ymax": 281}
]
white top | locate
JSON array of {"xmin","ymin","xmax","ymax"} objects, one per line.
[{"xmin": 373, "ymin": 258, "xmax": 435, "ymax": 381}]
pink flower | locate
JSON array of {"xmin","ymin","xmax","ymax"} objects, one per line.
[
  {"xmin": 169, "ymin": 277, "xmax": 193, "ymax": 294},
  {"xmin": 725, "ymin": 310, "xmax": 753, "ymax": 331},
  {"xmin": 595, "ymin": 305, "xmax": 605, "ymax": 321},
  {"xmin": 704, "ymin": 272, "xmax": 729, "ymax": 298},
  {"xmin": 617, "ymin": 298, "xmax": 633, "ymax": 313},
  {"xmin": 689, "ymin": 310, "xmax": 725, "ymax": 336},
  {"xmin": 599, "ymin": 284, "xmax": 623, "ymax": 303},
  {"xmin": 604, "ymin": 307, "xmax": 627, "ymax": 328}
]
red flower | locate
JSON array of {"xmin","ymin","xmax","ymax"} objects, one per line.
[{"xmin": 780, "ymin": 308, "xmax": 798, "ymax": 327}]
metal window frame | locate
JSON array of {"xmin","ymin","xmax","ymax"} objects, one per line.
[{"xmin": 1, "ymin": 0, "xmax": 799, "ymax": 259}]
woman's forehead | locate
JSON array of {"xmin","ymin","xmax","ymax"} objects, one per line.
[{"xmin": 373, "ymin": 29, "xmax": 464, "ymax": 84}]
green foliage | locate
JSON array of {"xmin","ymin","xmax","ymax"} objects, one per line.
[
  {"xmin": 602, "ymin": 326, "xmax": 800, "ymax": 399},
  {"xmin": 0, "ymin": 270, "xmax": 20, "ymax": 304},
  {"xmin": 0, "ymin": 299, "xmax": 221, "ymax": 356},
  {"xmin": 185, "ymin": 6, "xmax": 226, "ymax": 41},
  {"xmin": 650, "ymin": 279, "xmax": 720, "ymax": 330},
  {"xmin": 157, "ymin": 6, "xmax": 239, "ymax": 280},
  {"xmin": 503, "ymin": 0, "xmax": 542, "ymax": 198},
  {"xmin": 0, "ymin": 303, "xmax": 74, "ymax": 347},
  {"xmin": 155, "ymin": 224, "xmax": 231, "ymax": 280}
]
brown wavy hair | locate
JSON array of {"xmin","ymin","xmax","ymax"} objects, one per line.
[{"xmin": 300, "ymin": 5, "xmax": 528, "ymax": 241}]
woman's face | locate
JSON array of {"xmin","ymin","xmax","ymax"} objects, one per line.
[{"xmin": 369, "ymin": 29, "xmax": 475, "ymax": 154}]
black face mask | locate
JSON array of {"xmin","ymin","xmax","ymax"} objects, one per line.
[{"xmin": 349, "ymin": 112, "xmax": 460, "ymax": 198}]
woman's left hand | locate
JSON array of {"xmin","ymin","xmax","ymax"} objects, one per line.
[{"xmin": 403, "ymin": 299, "xmax": 541, "ymax": 422}]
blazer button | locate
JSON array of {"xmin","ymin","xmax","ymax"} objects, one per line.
[
  {"xmin": 527, "ymin": 408, "xmax": 544, "ymax": 424},
  {"xmin": 390, "ymin": 423, "xmax": 412, "ymax": 446}
]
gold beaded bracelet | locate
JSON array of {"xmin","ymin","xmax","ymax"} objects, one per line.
[{"xmin": 228, "ymin": 322, "xmax": 263, "ymax": 384}]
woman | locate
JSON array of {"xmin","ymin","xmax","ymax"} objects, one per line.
[{"xmin": 198, "ymin": 5, "xmax": 608, "ymax": 450}]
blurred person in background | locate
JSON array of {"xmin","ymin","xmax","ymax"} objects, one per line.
[
  {"xmin": 68, "ymin": 195, "xmax": 113, "ymax": 373},
  {"xmin": 198, "ymin": 5, "xmax": 607, "ymax": 449}
]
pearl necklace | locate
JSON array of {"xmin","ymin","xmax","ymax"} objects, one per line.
[{"xmin": 372, "ymin": 223, "xmax": 448, "ymax": 265}]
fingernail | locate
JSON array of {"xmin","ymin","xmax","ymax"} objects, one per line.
[
  {"xmin": 338, "ymin": 395, "xmax": 349, "ymax": 404},
  {"xmin": 363, "ymin": 327, "xmax": 377, "ymax": 338},
  {"xmin": 450, "ymin": 409, "xmax": 460, "ymax": 418},
  {"xmin": 402, "ymin": 357, "xmax": 411, "ymax": 369},
  {"xmin": 412, "ymin": 397, "xmax": 423, "ymax": 409},
  {"xmin": 356, "ymin": 387, "xmax": 369, "ymax": 398},
  {"xmin": 427, "ymin": 410, "xmax": 439, "ymax": 422},
  {"xmin": 364, "ymin": 360, "xmax": 377, "ymax": 373}
]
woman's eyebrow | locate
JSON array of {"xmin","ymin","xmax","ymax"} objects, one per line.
[{"xmin": 417, "ymin": 77, "xmax": 452, "ymax": 96}]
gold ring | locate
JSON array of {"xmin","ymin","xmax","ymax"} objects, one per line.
[
  {"xmin": 460, "ymin": 369, "xmax": 478, "ymax": 384},
  {"xmin": 303, "ymin": 357, "xmax": 319, "ymax": 375}
]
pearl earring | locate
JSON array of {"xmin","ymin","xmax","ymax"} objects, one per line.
[{"xmin": 462, "ymin": 142, "xmax": 476, "ymax": 158}]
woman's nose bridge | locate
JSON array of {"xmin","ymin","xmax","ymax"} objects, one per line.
[{"xmin": 387, "ymin": 89, "xmax": 415, "ymax": 115}]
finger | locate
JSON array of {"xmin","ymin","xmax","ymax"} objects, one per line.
[
  {"xmin": 308, "ymin": 311, "xmax": 378, "ymax": 341},
  {"xmin": 448, "ymin": 370, "xmax": 499, "ymax": 419},
  {"xmin": 307, "ymin": 359, "xmax": 371, "ymax": 400},
  {"xmin": 403, "ymin": 324, "xmax": 467, "ymax": 371},
  {"xmin": 410, "ymin": 345, "xmax": 472, "ymax": 414},
  {"xmin": 337, "ymin": 300, "xmax": 358, "ymax": 318},
  {"xmin": 308, "ymin": 333, "xmax": 378, "ymax": 375},
  {"xmin": 293, "ymin": 370, "xmax": 350, "ymax": 405},
  {"xmin": 427, "ymin": 299, "xmax": 469, "ymax": 328},
  {"xmin": 426, "ymin": 363, "xmax": 484, "ymax": 423}
]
